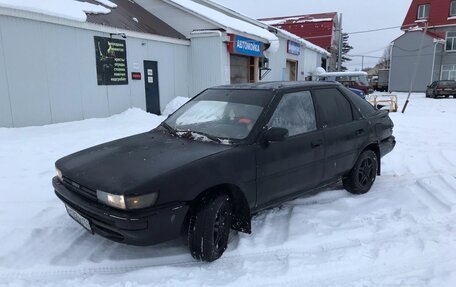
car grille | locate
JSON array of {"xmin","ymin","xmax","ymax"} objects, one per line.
[{"xmin": 62, "ymin": 177, "xmax": 98, "ymax": 202}]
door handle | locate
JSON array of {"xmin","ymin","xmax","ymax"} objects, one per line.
[
  {"xmin": 311, "ymin": 139, "xmax": 323, "ymax": 148},
  {"xmin": 356, "ymin": 129, "xmax": 365, "ymax": 136}
]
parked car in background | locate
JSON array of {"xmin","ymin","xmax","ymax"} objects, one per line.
[
  {"xmin": 53, "ymin": 82, "xmax": 395, "ymax": 262},
  {"xmin": 426, "ymin": 80, "xmax": 456, "ymax": 98},
  {"xmin": 315, "ymin": 71, "xmax": 373, "ymax": 94},
  {"xmin": 349, "ymin": 88, "xmax": 366, "ymax": 99}
]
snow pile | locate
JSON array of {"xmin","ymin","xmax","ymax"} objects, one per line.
[
  {"xmin": 1, "ymin": 93, "xmax": 456, "ymax": 286},
  {"xmin": 168, "ymin": 0, "xmax": 279, "ymax": 49},
  {"xmin": 162, "ymin": 96, "xmax": 190, "ymax": 115},
  {"xmin": 0, "ymin": 0, "xmax": 111, "ymax": 22}
]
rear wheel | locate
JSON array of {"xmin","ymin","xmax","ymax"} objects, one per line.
[
  {"xmin": 188, "ymin": 193, "xmax": 232, "ymax": 262},
  {"xmin": 343, "ymin": 150, "xmax": 378, "ymax": 194}
]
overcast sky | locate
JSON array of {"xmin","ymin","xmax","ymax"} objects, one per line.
[{"xmin": 213, "ymin": 0, "xmax": 412, "ymax": 70}]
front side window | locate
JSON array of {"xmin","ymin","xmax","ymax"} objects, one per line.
[
  {"xmin": 312, "ymin": 88, "xmax": 353, "ymax": 128},
  {"xmin": 165, "ymin": 89, "xmax": 273, "ymax": 140},
  {"xmin": 446, "ymin": 32, "xmax": 456, "ymax": 51},
  {"xmin": 417, "ymin": 4, "xmax": 430, "ymax": 19},
  {"xmin": 268, "ymin": 91, "xmax": 317, "ymax": 137},
  {"xmin": 451, "ymin": 1, "xmax": 456, "ymax": 16}
]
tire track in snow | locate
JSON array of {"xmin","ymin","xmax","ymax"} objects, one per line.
[
  {"xmin": 0, "ymin": 224, "xmax": 424, "ymax": 281},
  {"xmin": 413, "ymin": 175, "xmax": 456, "ymax": 213},
  {"xmin": 256, "ymin": 253, "xmax": 456, "ymax": 287}
]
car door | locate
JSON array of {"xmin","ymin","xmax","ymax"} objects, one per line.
[
  {"xmin": 256, "ymin": 90, "xmax": 325, "ymax": 208},
  {"xmin": 312, "ymin": 87, "xmax": 369, "ymax": 181}
]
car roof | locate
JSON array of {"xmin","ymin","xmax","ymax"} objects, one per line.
[{"xmin": 210, "ymin": 81, "xmax": 341, "ymax": 91}]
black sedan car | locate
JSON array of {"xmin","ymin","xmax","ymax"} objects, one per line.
[
  {"xmin": 426, "ymin": 80, "xmax": 456, "ymax": 98},
  {"xmin": 54, "ymin": 82, "xmax": 395, "ymax": 262}
]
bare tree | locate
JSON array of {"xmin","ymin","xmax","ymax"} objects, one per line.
[{"xmin": 378, "ymin": 47, "xmax": 391, "ymax": 69}]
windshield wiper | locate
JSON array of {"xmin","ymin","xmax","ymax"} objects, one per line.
[
  {"xmin": 178, "ymin": 130, "xmax": 222, "ymax": 144},
  {"xmin": 161, "ymin": 122, "xmax": 177, "ymax": 136}
]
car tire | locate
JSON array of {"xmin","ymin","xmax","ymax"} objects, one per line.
[
  {"xmin": 188, "ymin": 193, "xmax": 232, "ymax": 262},
  {"xmin": 343, "ymin": 150, "xmax": 378, "ymax": 195}
]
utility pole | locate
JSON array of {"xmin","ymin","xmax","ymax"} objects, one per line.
[
  {"xmin": 337, "ymin": 13, "xmax": 343, "ymax": 71},
  {"xmin": 361, "ymin": 56, "xmax": 364, "ymax": 70},
  {"xmin": 402, "ymin": 21, "xmax": 428, "ymax": 113}
]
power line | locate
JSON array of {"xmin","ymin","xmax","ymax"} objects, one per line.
[{"xmin": 346, "ymin": 23, "xmax": 414, "ymax": 35}]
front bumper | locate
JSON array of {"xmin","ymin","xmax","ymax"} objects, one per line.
[
  {"xmin": 53, "ymin": 177, "xmax": 189, "ymax": 246},
  {"xmin": 379, "ymin": 136, "xmax": 396, "ymax": 157}
]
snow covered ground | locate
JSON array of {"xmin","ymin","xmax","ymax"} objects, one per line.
[{"xmin": 1, "ymin": 93, "xmax": 456, "ymax": 286}]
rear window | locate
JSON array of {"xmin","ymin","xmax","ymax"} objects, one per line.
[
  {"xmin": 340, "ymin": 86, "xmax": 377, "ymax": 117},
  {"xmin": 312, "ymin": 88, "xmax": 353, "ymax": 128},
  {"xmin": 438, "ymin": 81, "xmax": 456, "ymax": 87}
]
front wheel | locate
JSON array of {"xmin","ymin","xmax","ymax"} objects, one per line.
[
  {"xmin": 343, "ymin": 150, "xmax": 378, "ymax": 194},
  {"xmin": 188, "ymin": 193, "xmax": 232, "ymax": 262}
]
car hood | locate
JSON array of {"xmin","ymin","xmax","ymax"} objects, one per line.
[{"xmin": 56, "ymin": 130, "xmax": 233, "ymax": 195}]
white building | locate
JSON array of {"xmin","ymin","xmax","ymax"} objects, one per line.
[{"xmin": 0, "ymin": 0, "xmax": 330, "ymax": 127}]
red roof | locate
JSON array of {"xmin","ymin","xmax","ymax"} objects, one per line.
[
  {"xmin": 258, "ymin": 12, "xmax": 337, "ymax": 50},
  {"xmin": 402, "ymin": 0, "xmax": 456, "ymax": 30}
]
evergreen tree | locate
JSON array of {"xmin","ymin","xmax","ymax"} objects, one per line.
[{"xmin": 337, "ymin": 33, "xmax": 353, "ymax": 71}]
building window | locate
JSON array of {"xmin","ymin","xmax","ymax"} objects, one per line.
[
  {"xmin": 417, "ymin": 4, "xmax": 430, "ymax": 19},
  {"xmin": 446, "ymin": 31, "xmax": 456, "ymax": 51},
  {"xmin": 451, "ymin": 1, "xmax": 456, "ymax": 16},
  {"xmin": 441, "ymin": 64, "xmax": 456, "ymax": 80}
]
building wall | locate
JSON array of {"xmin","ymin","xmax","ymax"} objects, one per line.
[
  {"xmin": 188, "ymin": 33, "xmax": 230, "ymax": 95},
  {"xmin": 390, "ymin": 31, "xmax": 436, "ymax": 92},
  {"xmin": 260, "ymin": 37, "xmax": 324, "ymax": 82},
  {"xmin": 261, "ymin": 38, "xmax": 303, "ymax": 82},
  {"xmin": 428, "ymin": 26, "xmax": 456, "ymax": 80},
  {"xmin": 303, "ymin": 49, "xmax": 321, "ymax": 78},
  {"xmin": 0, "ymin": 14, "xmax": 189, "ymax": 127},
  {"xmin": 432, "ymin": 42, "xmax": 444, "ymax": 82}
]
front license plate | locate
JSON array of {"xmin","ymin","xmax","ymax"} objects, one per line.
[{"xmin": 66, "ymin": 205, "xmax": 92, "ymax": 233}]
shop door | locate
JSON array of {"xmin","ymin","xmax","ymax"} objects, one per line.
[
  {"xmin": 286, "ymin": 60, "xmax": 297, "ymax": 81},
  {"xmin": 230, "ymin": 55, "xmax": 249, "ymax": 84},
  {"xmin": 143, "ymin": 60, "xmax": 160, "ymax": 115}
]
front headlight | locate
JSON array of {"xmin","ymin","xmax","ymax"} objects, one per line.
[
  {"xmin": 96, "ymin": 190, "xmax": 158, "ymax": 210},
  {"xmin": 56, "ymin": 168, "xmax": 63, "ymax": 182}
]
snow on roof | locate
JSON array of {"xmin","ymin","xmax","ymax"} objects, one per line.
[
  {"xmin": 259, "ymin": 12, "xmax": 336, "ymax": 26},
  {"xmin": 94, "ymin": 0, "xmax": 117, "ymax": 9},
  {"xmin": 276, "ymin": 27, "xmax": 330, "ymax": 56},
  {"xmin": 0, "ymin": 0, "xmax": 111, "ymax": 22},
  {"xmin": 317, "ymin": 71, "xmax": 368, "ymax": 77},
  {"xmin": 167, "ymin": 0, "xmax": 278, "ymax": 43},
  {"xmin": 262, "ymin": 17, "xmax": 333, "ymax": 26}
]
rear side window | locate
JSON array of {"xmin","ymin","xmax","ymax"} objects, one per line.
[
  {"xmin": 312, "ymin": 88, "xmax": 353, "ymax": 127},
  {"xmin": 340, "ymin": 86, "xmax": 377, "ymax": 117},
  {"xmin": 268, "ymin": 91, "xmax": 317, "ymax": 136}
]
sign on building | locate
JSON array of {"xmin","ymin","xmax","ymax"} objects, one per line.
[
  {"xmin": 287, "ymin": 40, "xmax": 301, "ymax": 56},
  {"xmin": 228, "ymin": 34, "xmax": 263, "ymax": 57},
  {"xmin": 94, "ymin": 36, "xmax": 128, "ymax": 85}
]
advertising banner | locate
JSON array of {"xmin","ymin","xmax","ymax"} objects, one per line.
[
  {"xmin": 94, "ymin": 36, "xmax": 128, "ymax": 85},
  {"xmin": 287, "ymin": 40, "xmax": 301, "ymax": 56},
  {"xmin": 228, "ymin": 34, "xmax": 263, "ymax": 57}
]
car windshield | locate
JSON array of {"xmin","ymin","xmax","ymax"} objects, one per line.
[
  {"xmin": 357, "ymin": 75, "xmax": 369, "ymax": 86},
  {"xmin": 164, "ymin": 89, "xmax": 273, "ymax": 141}
]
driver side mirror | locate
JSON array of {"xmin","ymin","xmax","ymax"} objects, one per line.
[{"xmin": 262, "ymin": 127, "xmax": 288, "ymax": 143}]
